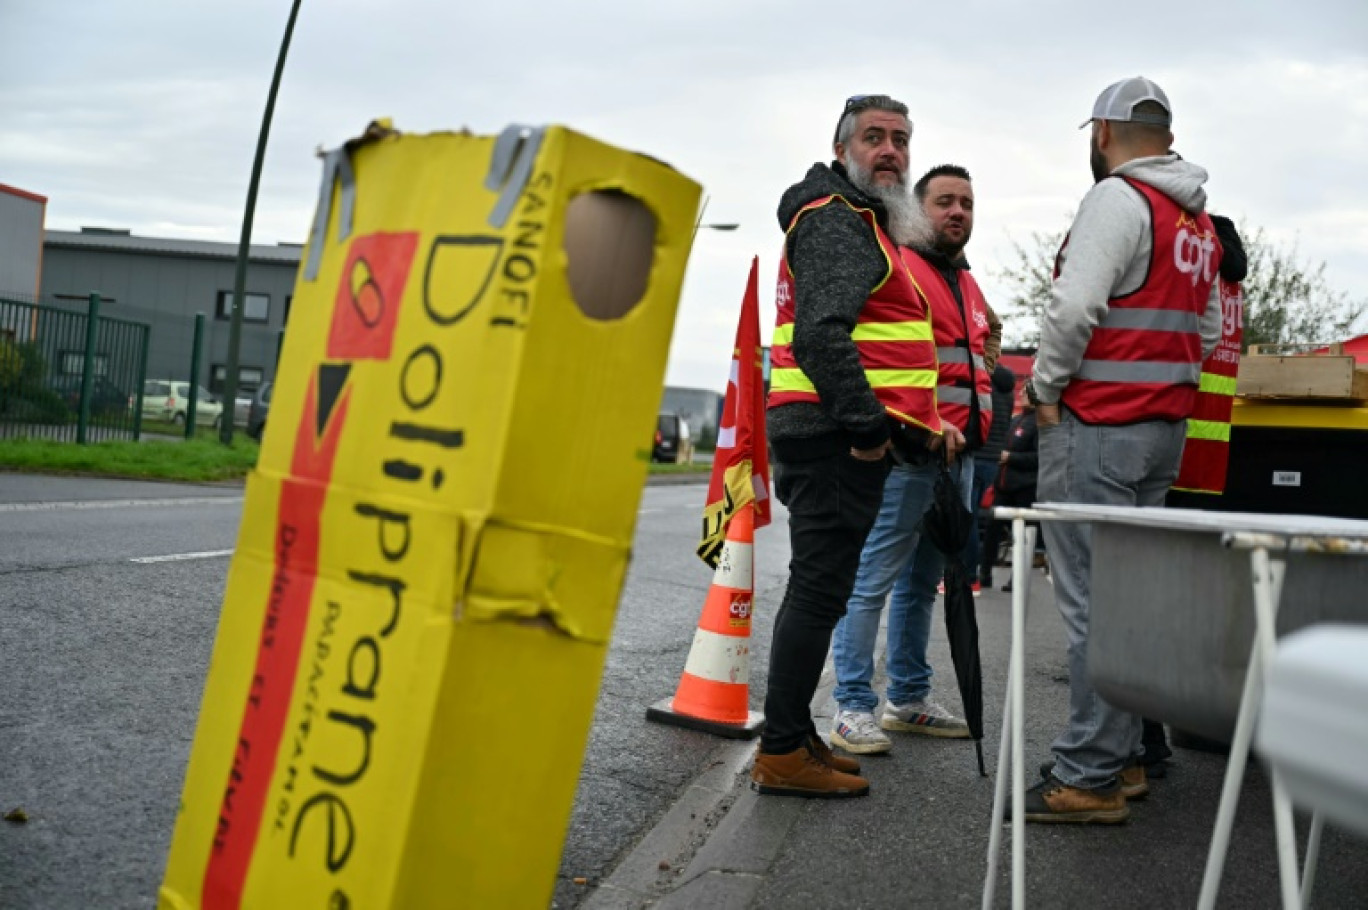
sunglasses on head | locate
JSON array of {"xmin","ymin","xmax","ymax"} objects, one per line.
[{"xmin": 834, "ymin": 95, "xmax": 908, "ymax": 144}]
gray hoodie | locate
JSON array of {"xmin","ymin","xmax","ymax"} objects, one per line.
[{"xmin": 1032, "ymin": 154, "xmax": 1223, "ymax": 405}]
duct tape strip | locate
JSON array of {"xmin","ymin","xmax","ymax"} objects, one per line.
[
  {"xmin": 484, "ymin": 124, "xmax": 545, "ymax": 229},
  {"xmin": 303, "ymin": 148, "xmax": 357, "ymax": 281}
]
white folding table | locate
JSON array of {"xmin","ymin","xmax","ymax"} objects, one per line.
[{"xmin": 981, "ymin": 504, "xmax": 1368, "ymax": 910}]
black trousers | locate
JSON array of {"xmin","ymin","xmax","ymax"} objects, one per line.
[
  {"xmin": 761, "ymin": 450, "xmax": 889, "ymax": 754},
  {"xmin": 981, "ymin": 486, "xmax": 1040, "ymax": 581}
]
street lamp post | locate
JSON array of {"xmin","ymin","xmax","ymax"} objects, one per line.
[
  {"xmin": 692, "ymin": 194, "xmax": 739, "ymax": 237},
  {"xmin": 220, "ymin": 0, "xmax": 303, "ymax": 445}
]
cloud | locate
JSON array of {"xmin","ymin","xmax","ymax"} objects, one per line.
[{"xmin": 3, "ymin": 0, "xmax": 1366, "ymax": 388}]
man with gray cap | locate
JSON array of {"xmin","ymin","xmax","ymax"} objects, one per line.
[{"xmin": 1020, "ymin": 76, "xmax": 1224, "ymax": 823}]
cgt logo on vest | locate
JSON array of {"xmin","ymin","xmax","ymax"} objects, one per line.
[
  {"xmin": 1173, "ymin": 215, "xmax": 1217, "ymax": 287},
  {"xmin": 774, "ymin": 272, "xmax": 792, "ymax": 310}
]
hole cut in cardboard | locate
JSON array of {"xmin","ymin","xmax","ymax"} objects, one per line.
[{"xmin": 563, "ymin": 189, "xmax": 657, "ymax": 321}]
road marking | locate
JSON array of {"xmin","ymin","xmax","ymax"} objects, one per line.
[
  {"xmin": 0, "ymin": 496, "xmax": 243, "ymax": 513},
  {"xmin": 130, "ymin": 549, "xmax": 235, "ymax": 564}
]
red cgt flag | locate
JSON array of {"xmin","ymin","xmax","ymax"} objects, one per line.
[{"xmin": 697, "ymin": 257, "xmax": 771, "ymax": 568}]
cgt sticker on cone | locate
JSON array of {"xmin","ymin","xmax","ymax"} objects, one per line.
[{"xmin": 648, "ymin": 503, "xmax": 764, "ymax": 738}]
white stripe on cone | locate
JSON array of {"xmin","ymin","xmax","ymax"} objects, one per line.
[
  {"xmin": 710, "ymin": 540, "xmax": 753, "ymax": 591},
  {"xmin": 682, "ymin": 628, "xmax": 751, "ymax": 685}
]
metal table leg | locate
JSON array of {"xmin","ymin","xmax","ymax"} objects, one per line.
[
  {"xmin": 1196, "ymin": 548, "xmax": 1290, "ymax": 909},
  {"xmin": 983, "ymin": 518, "xmax": 1035, "ymax": 910},
  {"xmin": 1301, "ymin": 813, "xmax": 1325, "ymax": 907}
]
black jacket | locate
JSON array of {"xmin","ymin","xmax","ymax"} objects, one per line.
[
  {"xmin": 1211, "ymin": 215, "xmax": 1247, "ymax": 283},
  {"xmin": 769, "ymin": 162, "xmax": 932, "ymax": 462},
  {"xmin": 977, "ymin": 364, "xmax": 1017, "ymax": 460},
  {"xmin": 998, "ymin": 410, "xmax": 1039, "ymax": 497}
]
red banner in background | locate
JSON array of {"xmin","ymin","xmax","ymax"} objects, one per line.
[{"xmin": 697, "ymin": 257, "xmax": 771, "ymax": 568}]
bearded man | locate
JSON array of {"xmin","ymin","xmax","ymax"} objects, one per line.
[{"xmin": 753, "ymin": 95, "xmax": 962, "ymax": 798}]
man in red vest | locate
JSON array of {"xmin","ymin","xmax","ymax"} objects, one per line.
[
  {"xmin": 755, "ymin": 95, "xmax": 961, "ymax": 798},
  {"xmin": 1022, "ymin": 77, "xmax": 1224, "ymax": 823},
  {"xmin": 829, "ymin": 164, "xmax": 999, "ymax": 757}
]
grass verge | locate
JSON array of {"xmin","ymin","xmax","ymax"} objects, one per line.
[
  {"xmin": 140, "ymin": 420, "xmax": 226, "ymax": 440},
  {"xmin": 0, "ymin": 436, "xmax": 258, "ymax": 483},
  {"xmin": 0, "ymin": 436, "xmax": 703, "ymax": 484}
]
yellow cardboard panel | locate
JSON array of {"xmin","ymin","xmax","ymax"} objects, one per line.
[{"xmin": 159, "ymin": 124, "xmax": 699, "ymax": 910}]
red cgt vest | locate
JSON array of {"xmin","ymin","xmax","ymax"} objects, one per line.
[
  {"xmin": 1173, "ymin": 278, "xmax": 1242, "ymax": 493},
  {"xmin": 769, "ymin": 195, "xmax": 942, "ymax": 435},
  {"xmin": 901, "ymin": 249, "xmax": 994, "ymax": 443},
  {"xmin": 1058, "ymin": 177, "xmax": 1222, "ymax": 425}
]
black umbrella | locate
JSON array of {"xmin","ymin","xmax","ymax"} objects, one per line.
[{"xmin": 923, "ymin": 460, "xmax": 988, "ymax": 777}]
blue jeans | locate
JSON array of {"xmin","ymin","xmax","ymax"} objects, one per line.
[
  {"xmin": 1038, "ymin": 408, "xmax": 1186, "ymax": 788},
  {"xmin": 832, "ymin": 457, "xmax": 973, "ymax": 713},
  {"xmin": 963, "ymin": 455, "xmax": 1000, "ymax": 579}
]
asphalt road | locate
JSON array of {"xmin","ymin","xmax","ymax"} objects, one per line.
[
  {"xmin": 0, "ymin": 472, "xmax": 777, "ymax": 910},
  {"xmin": 4, "ymin": 472, "xmax": 1365, "ymax": 909}
]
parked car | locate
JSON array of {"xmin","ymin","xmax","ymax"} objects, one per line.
[
  {"xmin": 50, "ymin": 375, "xmax": 132, "ymax": 417},
  {"xmin": 142, "ymin": 379, "xmax": 223, "ymax": 427},
  {"xmin": 653, "ymin": 412, "xmax": 693, "ymax": 463},
  {"xmin": 246, "ymin": 381, "xmax": 272, "ymax": 441}
]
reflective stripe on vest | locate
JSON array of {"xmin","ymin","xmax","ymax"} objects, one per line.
[
  {"xmin": 770, "ymin": 367, "xmax": 939, "ymax": 394},
  {"xmin": 773, "ymin": 320, "xmax": 934, "ymax": 346},
  {"xmin": 1076, "ymin": 360, "xmax": 1202, "ymax": 384},
  {"xmin": 1199, "ymin": 372, "xmax": 1238, "ymax": 396},
  {"xmin": 900, "ymin": 249, "xmax": 994, "ymax": 441},
  {"xmin": 1099, "ymin": 308, "xmax": 1200, "ymax": 333},
  {"xmin": 1186, "ymin": 418, "xmax": 1231, "ymax": 442},
  {"xmin": 1059, "ymin": 178, "xmax": 1220, "ymax": 424},
  {"xmin": 935, "ymin": 347, "xmax": 987, "ymax": 370},
  {"xmin": 767, "ymin": 195, "xmax": 942, "ymax": 435}
]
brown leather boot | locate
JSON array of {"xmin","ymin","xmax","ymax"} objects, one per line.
[
  {"xmin": 1040, "ymin": 761, "xmax": 1150, "ymax": 801},
  {"xmin": 1012, "ymin": 775, "xmax": 1129, "ymax": 824},
  {"xmin": 751, "ymin": 745, "xmax": 869, "ymax": 798},
  {"xmin": 1118, "ymin": 763, "xmax": 1150, "ymax": 800},
  {"xmin": 807, "ymin": 734, "xmax": 861, "ymax": 775}
]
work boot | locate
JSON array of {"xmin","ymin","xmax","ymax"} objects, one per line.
[
  {"xmin": 831, "ymin": 709, "xmax": 893, "ymax": 754},
  {"xmin": 751, "ymin": 745, "xmax": 869, "ymax": 798},
  {"xmin": 1007, "ymin": 774, "xmax": 1129, "ymax": 825},
  {"xmin": 807, "ymin": 733, "xmax": 862, "ymax": 774},
  {"xmin": 1040, "ymin": 761, "xmax": 1149, "ymax": 800}
]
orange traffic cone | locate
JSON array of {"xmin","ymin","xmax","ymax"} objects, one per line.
[{"xmin": 646, "ymin": 503, "xmax": 765, "ymax": 739}]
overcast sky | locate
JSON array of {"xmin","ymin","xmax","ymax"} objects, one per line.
[{"xmin": 4, "ymin": 0, "xmax": 1366, "ymax": 392}]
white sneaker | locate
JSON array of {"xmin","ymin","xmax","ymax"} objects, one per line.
[
  {"xmin": 830, "ymin": 710, "xmax": 893, "ymax": 754},
  {"xmin": 880, "ymin": 699, "xmax": 971, "ymax": 739}
]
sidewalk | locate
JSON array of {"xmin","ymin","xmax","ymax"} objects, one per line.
[{"xmin": 588, "ymin": 569, "xmax": 1368, "ymax": 909}]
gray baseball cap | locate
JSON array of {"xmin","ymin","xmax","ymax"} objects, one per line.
[{"xmin": 1080, "ymin": 76, "xmax": 1172, "ymax": 129}]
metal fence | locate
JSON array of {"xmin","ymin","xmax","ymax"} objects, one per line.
[{"xmin": 0, "ymin": 295, "xmax": 150, "ymax": 443}]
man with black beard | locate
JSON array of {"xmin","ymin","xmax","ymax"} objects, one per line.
[
  {"xmin": 829, "ymin": 164, "xmax": 999, "ymax": 756},
  {"xmin": 754, "ymin": 95, "xmax": 962, "ymax": 798},
  {"xmin": 1022, "ymin": 76, "xmax": 1224, "ymax": 824}
]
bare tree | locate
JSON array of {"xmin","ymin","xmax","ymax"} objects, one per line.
[
  {"xmin": 1239, "ymin": 224, "xmax": 1366, "ymax": 350},
  {"xmin": 990, "ymin": 226, "xmax": 1067, "ymax": 348}
]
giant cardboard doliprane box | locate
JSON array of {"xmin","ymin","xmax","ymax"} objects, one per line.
[{"xmin": 158, "ymin": 122, "xmax": 701, "ymax": 910}]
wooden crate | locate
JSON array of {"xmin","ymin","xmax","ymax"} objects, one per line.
[{"xmin": 1236, "ymin": 343, "xmax": 1368, "ymax": 400}]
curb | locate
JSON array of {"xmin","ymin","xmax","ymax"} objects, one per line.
[
  {"xmin": 645, "ymin": 472, "xmax": 710, "ymax": 486},
  {"xmin": 583, "ymin": 649, "xmax": 860, "ymax": 909}
]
